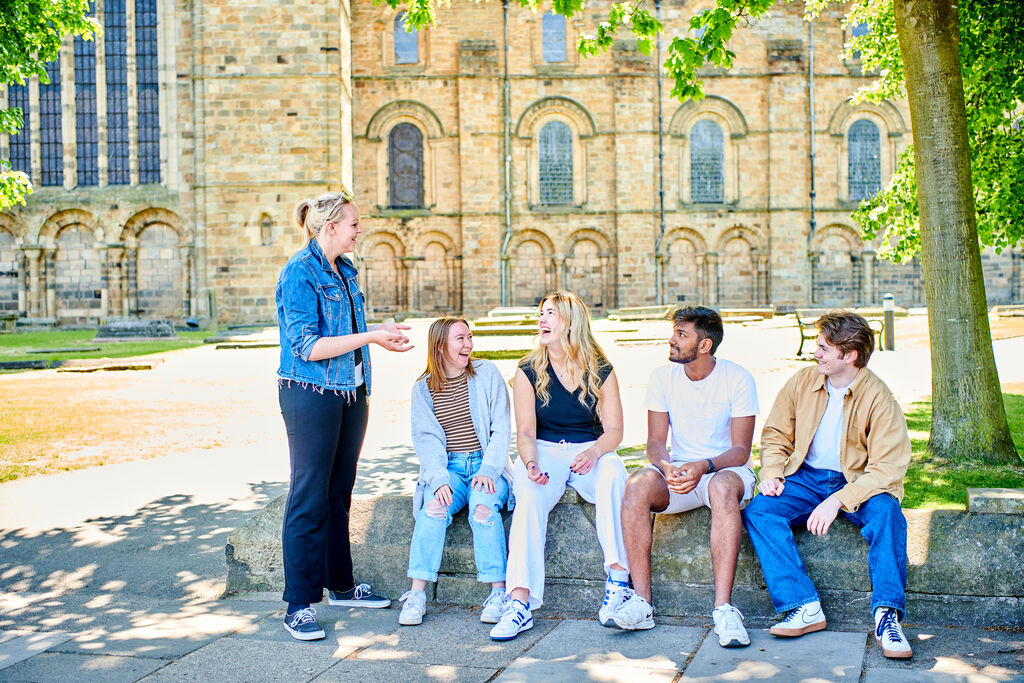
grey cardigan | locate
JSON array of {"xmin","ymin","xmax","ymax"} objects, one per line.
[{"xmin": 410, "ymin": 359, "xmax": 515, "ymax": 513}]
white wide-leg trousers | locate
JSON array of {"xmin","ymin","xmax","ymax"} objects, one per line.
[{"xmin": 505, "ymin": 439, "xmax": 629, "ymax": 610}]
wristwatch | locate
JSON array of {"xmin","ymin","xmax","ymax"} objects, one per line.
[{"xmin": 705, "ymin": 458, "xmax": 716, "ymax": 474}]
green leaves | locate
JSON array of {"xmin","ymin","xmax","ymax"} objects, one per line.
[{"xmin": 576, "ymin": 3, "xmax": 662, "ymax": 58}]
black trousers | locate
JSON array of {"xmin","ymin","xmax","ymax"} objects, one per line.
[{"xmin": 279, "ymin": 382, "xmax": 368, "ymax": 605}]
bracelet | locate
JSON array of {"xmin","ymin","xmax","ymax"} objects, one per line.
[{"xmin": 525, "ymin": 460, "xmax": 537, "ymax": 469}]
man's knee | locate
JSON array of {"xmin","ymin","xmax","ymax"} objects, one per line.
[
  {"xmin": 707, "ymin": 472, "xmax": 743, "ymax": 511},
  {"xmin": 623, "ymin": 469, "xmax": 668, "ymax": 508}
]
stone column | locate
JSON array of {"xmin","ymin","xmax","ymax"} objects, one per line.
[
  {"xmin": 850, "ymin": 252, "xmax": 862, "ymax": 306},
  {"xmin": 106, "ymin": 246, "xmax": 124, "ymax": 318},
  {"xmin": 403, "ymin": 259, "xmax": 417, "ymax": 311},
  {"xmin": 601, "ymin": 253, "xmax": 614, "ymax": 310},
  {"xmin": 180, "ymin": 245, "xmax": 191, "ymax": 317},
  {"xmin": 16, "ymin": 249, "xmax": 27, "ymax": 317},
  {"xmin": 1010, "ymin": 249, "xmax": 1022, "ymax": 304},
  {"xmin": 705, "ymin": 252, "xmax": 719, "ymax": 307},
  {"xmin": 861, "ymin": 249, "xmax": 876, "ymax": 305},
  {"xmin": 125, "ymin": 245, "xmax": 138, "ymax": 317},
  {"xmin": 25, "ymin": 248, "xmax": 41, "ymax": 318},
  {"xmin": 807, "ymin": 251, "xmax": 821, "ymax": 306},
  {"xmin": 188, "ymin": 247, "xmax": 198, "ymax": 317},
  {"xmin": 553, "ymin": 255, "xmax": 567, "ymax": 292},
  {"xmin": 44, "ymin": 249, "xmax": 57, "ymax": 319},
  {"xmin": 754, "ymin": 250, "xmax": 770, "ymax": 305}
]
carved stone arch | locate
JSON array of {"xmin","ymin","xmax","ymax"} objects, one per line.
[
  {"xmin": 509, "ymin": 228, "xmax": 555, "ymax": 256},
  {"xmin": 359, "ymin": 230, "xmax": 407, "ymax": 315},
  {"xmin": 360, "ymin": 230, "xmax": 407, "ymax": 258},
  {"xmin": 40, "ymin": 209, "xmax": 98, "ymax": 245},
  {"xmin": 371, "ymin": 7, "xmax": 430, "ymax": 68},
  {"xmin": 413, "ymin": 229, "xmax": 457, "ymax": 256},
  {"xmin": 668, "ymin": 95, "xmax": 748, "ymax": 139},
  {"xmin": 413, "ymin": 231, "xmax": 460, "ymax": 314},
  {"xmin": 0, "ymin": 213, "xmax": 28, "ymax": 246},
  {"xmin": 658, "ymin": 227, "xmax": 708, "ymax": 256},
  {"xmin": 716, "ymin": 225, "xmax": 764, "ymax": 253},
  {"xmin": 565, "ymin": 228, "xmax": 611, "ymax": 257},
  {"xmin": 366, "ymin": 100, "xmax": 444, "ymax": 141},
  {"xmin": 810, "ymin": 223, "xmax": 863, "ymax": 307},
  {"xmin": 120, "ymin": 208, "xmax": 189, "ymax": 244},
  {"xmin": 827, "ymin": 98, "xmax": 907, "ymax": 138},
  {"xmin": 811, "ymin": 223, "xmax": 861, "ymax": 252},
  {"xmin": 253, "ymin": 207, "xmax": 279, "ymax": 247},
  {"xmin": 508, "ymin": 229, "xmax": 556, "ymax": 307},
  {"xmin": 515, "ymin": 96, "xmax": 596, "ymax": 139}
]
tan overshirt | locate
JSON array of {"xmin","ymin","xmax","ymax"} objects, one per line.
[{"xmin": 759, "ymin": 366, "xmax": 911, "ymax": 512}]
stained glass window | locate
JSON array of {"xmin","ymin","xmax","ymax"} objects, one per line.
[
  {"xmin": 542, "ymin": 12, "xmax": 566, "ymax": 63},
  {"xmin": 7, "ymin": 85, "xmax": 31, "ymax": 176},
  {"xmin": 39, "ymin": 59, "xmax": 64, "ymax": 187},
  {"xmin": 394, "ymin": 12, "xmax": 418, "ymax": 64},
  {"xmin": 136, "ymin": 0, "xmax": 160, "ymax": 184},
  {"xmin": 690, "ymin": 119, "xmax": 724, "ymax": 203},
  {"xmin": 106, "ymin": 0, "xmax": 130, "ymax": 185},
  {"xmin": 848, "ymin": 119, "xmax": 881, "ymax": 201},
  {"xmin": 389, "ymin": 123, "xmax": 424, "ymax": 208},
  {"xmin": 75, "ymin": 4, "xmax": 99, "ymax": 187},
  {"xmin": 539, "ymin": 121, "xmax": 573, "ymax": 205}
]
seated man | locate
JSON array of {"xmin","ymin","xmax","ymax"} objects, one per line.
[
  {"xmin": 743, "ymin": 311, "xmax": 913, "ymax": 659},
  {"xmin": 611, "ymin": 306, "xmax": 758, "ymax": 648}
]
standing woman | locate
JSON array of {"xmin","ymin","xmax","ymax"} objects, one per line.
[
  {"xmin": 490, "ymin": 290, "xmax": 631, "ymax": 641},
  {"xmin": 276, "ymin": 190, "xmax": 413, "ymax": 641},
  {"xmin": 398, "ymin": 317, "xmax": 515, "ymax": 626}
]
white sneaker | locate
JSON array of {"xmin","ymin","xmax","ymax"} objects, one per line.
[
  {"xmin": 489, "ymin": 599, "xmax": 533, "ymax": 640},
  {"xmin": 712, "ymin": 603, "xmax": 750, "ymax": 647},
  {"xmin": 480, "ymin": 588, "xmax": 509, "ymax": 624},
  {"xmin": 874, "ymin": 607, "xmax": 913, "ymax": 659},
  {"xmin": 599, "ymin": 577, "xmax": 633, "ymax": 627},
  {"xmin": 611, "ymin": 594, "xmax": 655, "ymax": 631},
  {"xmin": 398, "ymin": 590, "xmax": 426, "ymax": 626},
  {"xmin": 769, "ymin": 600, "xmax": 827, "ymax": 637}
]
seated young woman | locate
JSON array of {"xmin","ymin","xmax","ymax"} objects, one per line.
[
  {"xmin": 399, "ymin": 317, "xmax": 515, "ymax": 626},
  {"xmin": 490, "ymin": 290, "xmax": 631, "ymax": 641}
]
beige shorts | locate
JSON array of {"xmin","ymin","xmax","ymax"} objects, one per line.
[{"xmin": 645, "ymin": 463, "xmax": 758, "ymax": 514}]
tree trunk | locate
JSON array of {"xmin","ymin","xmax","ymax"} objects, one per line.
[{"xmin": 894, "ymin": 0, "xmax": 1018, "ymax": 463}]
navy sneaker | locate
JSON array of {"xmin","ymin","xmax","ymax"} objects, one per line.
[
  {"xmin": 283, "ymin": 606, "xmax": 326, "ymax": 641},
  {"xmin": 327, "ymin": 583, "xmax": 392, "ymax": 608}
]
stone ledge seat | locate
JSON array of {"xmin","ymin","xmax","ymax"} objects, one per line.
[{"xmin": 225, "ymin": 489, "xmax": 1024, "ymax": 628}]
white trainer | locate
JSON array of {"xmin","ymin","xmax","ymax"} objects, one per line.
[
  {"xmin": 489, "ymin": 599, "xmax": 533, "ymax": 640},
  {"xmin": 398, "ymin": 590, "xmax": 427, "ymax": 626},
  {"xmin": 599, "ymin": 577, "xmax": 633, "ymax": 627},
  {"xmin": 611, "ymin": 594, "xmax": 655, "ymax": 631},
  {"xmin": 874, "ymin": 607, "xmax": 913, "ymax": 659},
  {"xmin": 480, "ymin": 588, "xmax": 509, "ymax": 624},
  {"xmin": 712, "ymin": 603, "xmax": 750, "ymax": 647},
  {"xmin": 769, "ymin": 600, "xmax": 827, "ymax": 637}
]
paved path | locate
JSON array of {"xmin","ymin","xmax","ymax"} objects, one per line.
[{"xmin": 2, "ymin": 316, "xmax": 1023, "ymax": 681}]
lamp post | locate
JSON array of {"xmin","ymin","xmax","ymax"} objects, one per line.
[{"xmin": 883, "ymin": 292, "xmax": 895, "ymax": 351}]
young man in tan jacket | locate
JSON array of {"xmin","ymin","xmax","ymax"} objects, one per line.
[{"xmin": 742, "ymin": 311, "xmax": 914, "ymax": 659}]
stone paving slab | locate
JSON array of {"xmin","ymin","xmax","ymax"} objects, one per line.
[
  {"xmin": 0, "ymin": 651, "xmax": 163, "ymax": 682},
  {"xmin": 0, "ymin": 596, "xmax": 280, "ymax": 659},
  {"xmin": 230, "ymin": 603, "xmax": 399, "ymax": 653},
  {"xmin": 495, "ymin": 658, "xmax": 677, "ymax": 682},
  {"xmin": 139, "ymin": 636, "xmax": 343, "ymax": 682},
  {"xmin": 863, "ymin": 671, "xmax": 1024, "ymax": 682},
  {"xmin": 314, "ymin": 661, "xmax": 498, "ymax": 682},
  {"xmin": 861, "ymin": 626, "xmax": 1024, "ymax": 680},
  {"xmin": 0, "ymin": 631, "xmax": 72, "ymax": 673},
  {"xmin": 353, "ymin": 610, "xmax": 559, "ymax": 668},
  {"xmin": 0, "ymin": 633, "xmax": 26, "ymax": 647},
  {"xmin": 681, "ymin": 627, "xmax": 867, "ymax": 682},
  {"xmin": 522, "ymin": 619, "xmax": 704, "ymax": 670}
]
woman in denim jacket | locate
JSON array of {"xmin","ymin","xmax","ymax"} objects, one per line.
[
  {"xmin": 276, "ymin": 191, "xmax": 412, "ymax": 641},
  {"xmin": 397, "ymin": 317, "xmax": 515, "ymax": 627}
]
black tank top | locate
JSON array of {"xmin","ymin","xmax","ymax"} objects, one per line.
[{"xmin": 519, "ymin": 359, "xmax": 613, "ymax": 443}]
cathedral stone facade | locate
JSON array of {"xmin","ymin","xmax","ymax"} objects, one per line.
[{"xmin": 2, "ymin": 0, "xmax": 1020, "ymax": 324}]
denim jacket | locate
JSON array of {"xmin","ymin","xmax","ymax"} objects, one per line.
[{"xmin": 276, "ymin": 239, "xmax": 371, "ymax": 393}]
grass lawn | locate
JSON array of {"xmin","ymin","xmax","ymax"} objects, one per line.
[
  {"xmin": 0, "ymin": 329, "xmax": 211, "ymax": 365},
  {"xmin": 616, "ymin": 393, "xmax": 1024, "ymax": 510}
]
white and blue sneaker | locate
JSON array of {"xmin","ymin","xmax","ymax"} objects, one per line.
[
  {"xmin": 489, "ymin": 599, "xmax": 533, "ymax": 640},
  {"xmin": 283, "ymin": 606, "xmax": 326, "ymax": 641},
  {"xmin": 874, "ymin": 607, "xmax": 913, "ymax": 659},
  {"xmin": 599, "ymin": 577, "xmax": 632, "ymax": 627}
]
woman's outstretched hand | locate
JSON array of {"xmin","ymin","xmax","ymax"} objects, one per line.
[{"xmin": 372, "ymin": 328, "xmax": 413, "ymax": 352}]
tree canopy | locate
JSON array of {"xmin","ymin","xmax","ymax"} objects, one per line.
[{"xmin": 0, "ymin": 0, "xmax": 98, "ymax": 208}]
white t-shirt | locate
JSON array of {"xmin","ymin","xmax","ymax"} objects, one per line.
[
  {"xmin": 645, "ymin": 358, "xmax": 759, "ymax": 465},
  {"xmin": 803, "ymin": 379, "xmax": 848, "ymax": 472}
]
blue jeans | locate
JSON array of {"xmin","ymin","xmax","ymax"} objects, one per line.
[
  {"xmin": 408, "ymin": 451, "xmax": 511, "ymax": 583},
  {"xmin": 742, "ymin": 464, "xmax": 907, "ymax": 616}
]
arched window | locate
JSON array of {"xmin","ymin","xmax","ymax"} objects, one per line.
[
  {"xmin": 260, "ymin": 214, "xmax": 273, "ymax": 246},
  {"xmin": 74, "ymin": 2, "xmax": 99, "ymax": 187},
  {"xmin": 848, "ymin": 119, "xmax": 881, "ymax": 201},
  {"xmin": 136, "ymin": 0, "xmax": 161, "ymax": 184},
  {"xmin": 542, "ymin": 12, "xmax": 566, "ymax": 63},
  {"xmin": 389, "ymin": 123, "xmax": 424, "ymax": 208},
  {"xmin": 394, "ymin": 12, "xmax": 418, "ymax": 64},
  {"xmin": 106, "ymin": 0, "xmax": 130, "ymax": 185},
  {"xmin": 690, "ymin": 119, "xmax": 724, "ymax": 203},
  {"xmin": 40, "ymin": 58, "xmax": 63, "ymax": 187},
  {"xmin": 7, "ymin": 84, "xmax": 31, "ymax": 176},
  {"xmin": 539, "ymin": 121, "xmax": 573, "ymax": 205}
]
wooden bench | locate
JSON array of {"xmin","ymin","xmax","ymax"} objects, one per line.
[{"xmin": 795, "ymin": 308, "xmax": 884, "ymax": 356}]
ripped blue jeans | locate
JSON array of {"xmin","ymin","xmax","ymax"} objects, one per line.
[{"xmin": 407, "ymin": 451, "xmax": 510, "ymax": 583}]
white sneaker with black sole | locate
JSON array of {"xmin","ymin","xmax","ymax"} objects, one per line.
[
  {"xmin": 328, "ymin": 583, "xmax": 392, "ymax": 608},
  {"xmin": 283, "ymin": 606, "xmax": 326, "ymax": 641},
  {"xmin": 712, "ymin": 603, "xmax": 750, "ymax": 647},
  {"xmin": 769, "ymin": 600, "xmax": 827, "ymax": 637}
]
